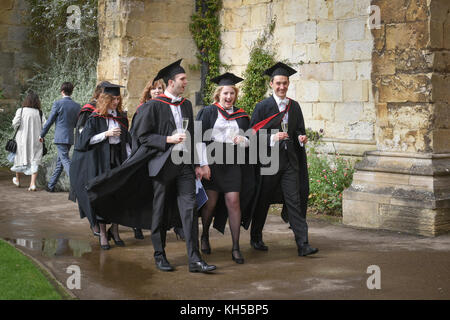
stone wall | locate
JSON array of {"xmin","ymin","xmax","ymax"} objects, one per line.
[
  {"xmin": 97, "ymin": 0, "xmax": 200, "ymax": 114},
  {"xmin": 220, "ymin": 0, "xmax": 377, "ymax": 156},
  {"xmin": 343, "ymin": 0, "xmax": 450, "ymax": 236},
  {"xmin": 0, "ymin": 0, "xmax": 37, "ymax": 111}
]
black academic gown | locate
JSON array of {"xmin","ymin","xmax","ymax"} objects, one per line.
[
  {"xmin": 69, "ymin": 101, "xmax": 96, "ymax": 202},
  {"xmin": 196, "ymin": 104, "xmax": 256, "ymax": 233},
  {"xmin": 85, "ymin": 95, "xmax": 194, "ymax": 230},
  {"xmin": 69, "ymin": 111, "xmax": 130, "ymax": 227},
  {"xmin": 249, "ymin": 95, "xmax": 309, "ymax": 224}
]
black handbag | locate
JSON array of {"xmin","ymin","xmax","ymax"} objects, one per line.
[
  {"xmin": 39, "ymin": 110, "xmax": 48, "ymax": 156},
  {"xmin": 4, "ymin": 107, "xmax": 23, "ymax": 153}
]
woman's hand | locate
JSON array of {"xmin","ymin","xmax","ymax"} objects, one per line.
[{"xmin": 105, "ymin": 127, "xmax": 121, "ymax": 137}]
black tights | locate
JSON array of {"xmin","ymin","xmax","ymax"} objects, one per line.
[{"xmin": 201, "ymin": 190, "xmax": 241, "ymax": 250}]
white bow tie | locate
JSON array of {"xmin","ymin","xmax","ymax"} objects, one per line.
[
  {"xmin": 172, "ymin": 97, "xmax": 182, "ymax": 103},
  {"xmin": 279, "ymin": 99, "xmax": 288, "ymax": 106}
]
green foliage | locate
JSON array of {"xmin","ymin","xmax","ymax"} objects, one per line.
[
  {"xmin": 189, "ymin": 0, "xmax": 223, "ymax": 105},
  {"xmin": 0, "ymin": 110, "xmax": 15, "ymax": 167},
  {"xmin": 306, "ymin": 130, "xmax": 355, "ymax": 215},
  {"xmin": 236, "ymin": 18, "xmax": 277, "ymax": 115},
  {"xmin": 26, "ymin": 0, "xmax": 98, "ymax": 62},
  {"xmin": 0, "ymin": 239, "xmax": 62, "ymax": 300}
]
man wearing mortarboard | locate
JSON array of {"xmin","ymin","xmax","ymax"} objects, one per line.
[
  {"xmin": 249, "ymin": 62, "xmax": 318, "ymax": 257},
  {"xmin": 129, "ymin": 59, "xmax": 216, "ymax": 273}
]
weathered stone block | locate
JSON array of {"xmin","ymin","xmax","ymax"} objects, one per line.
[
  {"xmin": 292, "ymin": 44, "xmax": 308, "ymax": 63},
  {"xmin": 372, "ymin": 51, "xmax": 396, "ymax": 75},
  {"xmin": 431, "ymin": 74, "xmax": 450, "ymax": 103},
  {"xmin": 295, "ymin": 21, "xmax": 317, "ymax": 44},
  {"xmin": 221, "ymin": 31, "xmax": 242, "ymax": 49},
  {"xmin": 386, "ymin": 22, "xmax": 429, "ymax": 50},
  {"xmin": 379, "ymin": 74, "xmax": 432, "ymax": 103},
  {"xmin": 323, "ymin": 120, "xmax": 346, "ymax": 138},
  {"xmin": 342, "ymin": 198, "xmax": 381, "ymax": 228},
  {"xmin": 371, "ymin": 25, "xmax": 386, "ymax": 51},
  {"xmin": 335, "ymin": 102, "xmax": 364, "ymax": 122},
  {"xmin": 387, "ymin": 104, "xmax": 432, "ymax": 130},
  {"xmin": 430, "ymin": 0, "xmax": 450, "ymax": 23},
  {"xmin": 313, "ymin": 102, "xmax": 335, "ymax": 121},
  {"xmin": 356, "ymin": 61, "xmax": 371, "ymax": 80},
  {"xmin": 444, "ymin": 20, "xmax": 450, "ymax": 50},
  {"xmin": 343, "ymin": 40, "xmax": 373, "ymax": 60},
  {"xmin": 299, "ymin": 102, "xmax": 313, "ymax": 119},
  {"xmin": 319, "ymin": 81, "xmax": 343, "ymax": 102},
  {"xmin": 334, "ymin": 0, "xmax": 355, "ymax": 20},
  {"xmin": 306, "ymin": 44, "xmax": 321, "ymax": 63},
  {"xmin": 371, "ymin": 0, "xmax": 407, "ymax": 24},
  {"xmin": 319, "ymin": 42, "xmax": 337, "ymax": 62},
  {"xmin": 430, "ymin": 20, "xmax": 444, "ymax": 49},
  {"xmin": 406, "ymin": 0, "xmax": 429, "ymax": 21},
  {"xmin": 338, "ymin": 19, "xmax": 366, "ymax": 41},
  {"xmin": 317, "ymin": 21, "xmax": 338, "ymax": 42},
  {"xmin": 298, "ymin": 63, "xmax": 333, "ymax": 81},
  {"xmin": 396, "ymin": 49, "xmax": 434, "ymax": 73},
  {"xmin": 334, "ymin": 62, "xmax": 356, "ymax": 80},
  {"xmin": 308, "ymin": 0, "xmax": 330, "ymax": 20},
  {"xmin": 223, "ymin": 7, "xmax": 250, "ymax": 30},
  {"xmin": 250, "ymin": 4, "xmax": 269, "ymax": 27},
  {"xmin": 297, "ymin": 80, "xmax": 319, "ymax": 102},
  {"xmin": 433, "ymin": 102, "xmax": 450, "ymax": 129},
  {"xmin": 284, "ymin": 0, "xmax": 308, "ymax": 24},
  {"xmin": 348, "ymin": 121, "xmax": 374, "ymax": 140},
  {"xmin": 343, "ymin": 80, "xmax": 369, "ymax": 102}
]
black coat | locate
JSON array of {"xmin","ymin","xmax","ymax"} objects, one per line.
[
  {"xmin": 85, "ymin": 96, "xmax": 195, "ymax": 229},
  {"xmin": 249, "ymin": 95, "xmax": 309, "ymax": 222},
  {"xmin": 69, "ymin": 111, "xmax": 129, "ymax": 227},
  {"xmin": 196, "ymin": 104, "xmax": 256, "ymax": 233}
]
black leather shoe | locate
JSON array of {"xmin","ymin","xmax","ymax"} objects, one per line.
[
  {"xmin": 45, "ymin": 186, "xmax": 55, "ymax": 193},
  {"xmin": 134, "ymin": 228, "xmax": 144, "ymax": 240},
  {"xmin": 99, "ymin": 237, "xmax": 110, "ymax": 250},
  {"xmin": 232, "ymin": 249, "xmax": 244, "ymax": 264},
  {"xmin": 298, "ymin": 245, "xmax": 319, "ymax": 256},
  {"xmin": 107, "ymin": 228, "xmax": 125, "ymax": 247},
  {"xmin": 155, "ymin": 255, "xmax": 174, "ymax": 272},
  {"xmin": 189, "ymin": 260, "xmax": 216, "ymax": 273},
  {"xmin": 250, "ymin": 239, "xmax": 268, "ymax": 251}
]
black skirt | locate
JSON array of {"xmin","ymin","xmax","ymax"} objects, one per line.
[{"xmin": 203, "ymin": 163, "xmax": 241, "ymax": 193}]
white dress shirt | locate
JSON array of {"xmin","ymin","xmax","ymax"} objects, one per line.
[
  {"xmin": 270, "ymin": 95, "xmax": 290, "ymax": 147},
  {"xmin": 164, "ymin": 90, "xmax": 184, "ymax": 131}
]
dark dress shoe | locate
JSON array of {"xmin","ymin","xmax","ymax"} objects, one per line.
[
  {"xmin": 189, "ymin": 260, "xmax": 216, "ymax": 273},
  {"xmin": 45, "ymin": 186, "xmax": 55, "ymax": 193},
  {"xmin": 232, "ymin": 249, "xmax": 244, "ymax": 264},
  {"xmin": 134, "ymin": 228, "xmax": 144, "ymax": 240},
  {"xmin": 155, "ymin": 255, "xmax": 174, "ymax": 272},
  {"xmin": 107, "ymin": 228, "xmax": 125, "ymax": 247},
  {"xmin": 298, "ymin": 245, "xmax": 319, "ymax": 256},
  {"xmin": 250, "ymin": 240, "xmax": 268, "ymax": 251},
  {"xmin": 99, "ymin": 238, "xmax": 110, "ymax": 250}
]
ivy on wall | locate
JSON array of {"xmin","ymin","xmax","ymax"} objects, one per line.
[
  {"xmin": 236, "ymin": 18, "xmax": 277, "ymax": 115},
  {"xmin": 189, "ymin": 0, "xmax": 223, "ymax": 105}
]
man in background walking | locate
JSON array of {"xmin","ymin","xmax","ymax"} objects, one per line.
[{"xmin": 40, "ymin": 82, "xmax": 80, "ymax": 192}]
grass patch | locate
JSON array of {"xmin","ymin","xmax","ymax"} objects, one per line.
[{"xmin": 0, "ymin": 239, "xmax": 63, "ymax": 300}]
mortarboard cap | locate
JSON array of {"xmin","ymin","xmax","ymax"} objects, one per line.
[
  {"xmin": 101, "ymin": 82, "xmax": 124, "ymax": 96},
  {"xmin": 264, "ymin": 62, "xmax": 297, "ymax": 78},
  {"xmin": 211, "ymin": 72, "xmax": 244, "ymax": 86},
  {"xmin": 153, "ymin": 59, "xmax": 186, "ymax": 84}
]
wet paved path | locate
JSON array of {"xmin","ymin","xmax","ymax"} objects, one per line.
[{"xmin": 0, "ymin": 168, "xmax": 449, "ymax": 299}]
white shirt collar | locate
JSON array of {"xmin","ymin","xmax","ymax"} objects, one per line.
[
  {"xmin": 273, "ymin": 94, "xmax": 289, "ymax": 106},
  {"xmin": 218, "ymin": 103, "xmax": 234, "ymax": 114},
  {"xmin": 164, "ymin": 90, "xmax": 182, "ymax": 103}
]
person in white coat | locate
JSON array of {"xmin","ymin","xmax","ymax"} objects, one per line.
[{"xmin": 10, "ymin": 91, "xmax": 46, "ymax": 191}]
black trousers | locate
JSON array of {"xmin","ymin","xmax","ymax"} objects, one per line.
[
  {"xmin": 151, "ymin": 164, "xmax": 201, "ymax": 263},
  {"xmin": 251, "ymin": 150, "xmax": 309, "ymax": 248}
]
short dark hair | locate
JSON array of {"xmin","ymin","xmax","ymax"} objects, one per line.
[{"xmin": 60, "ymin": 82, "xmax": 74, "ymax": 96}]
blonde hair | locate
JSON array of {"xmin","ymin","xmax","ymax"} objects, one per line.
[
  {"xmin": 212, "ymin": 85, "xmax": 239, "ymax": 105},
  {"xmin": 96, "ymin": 92, "xmax": 123, "ymax": 116},
  {"xmin": 140, "ymin": 79, "xmax": 166, "ymax": 104}
]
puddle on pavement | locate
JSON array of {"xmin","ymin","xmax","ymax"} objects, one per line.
[{"xmin": 4, "ymin": 238, "xmax": 92, "ymax": 257}]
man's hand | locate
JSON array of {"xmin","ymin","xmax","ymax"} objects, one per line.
[
  {"xmin": 273, "ymin": 132, "xmax": 289, "ymax": 142},
  {"xmin": 105, "ymin": 127, "xmax": 121, "ymax": 137},
  {"xmin": 167, "ymin": 133, "xmax": 186, "ymax": 144},
  {"xmin": 195, "ymin": 166, "xmax": 203, "ymax": 180},
  {"xmin": 298, "ymin": 135, "xmax": 308, "ymax": 146}
]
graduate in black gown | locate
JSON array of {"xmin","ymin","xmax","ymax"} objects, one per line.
[
  {"xmin": 69, "ymin": 83, "xmax": 131, "ymax": 250},
  {"xmin": 196, "ymin": 72, "xmax": 254, "ymax": 264},
  {"xmin": 249, "ymin": 62, "xmax": 318, "ymax": 256},
  {"xmin": 127, "ymin": 59, "xmax": 215, "ymax": 273}
]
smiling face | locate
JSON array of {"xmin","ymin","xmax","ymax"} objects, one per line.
[
  {"xmin": 150, "ymin": 83, "xmax": 164, "ymax": 99},
  {"xmin": 218, "ymin": 86, "xmax": 236, "ymax": 109},
  {"xmin": 270, "ymin": 75, "xmax": 290, "ymax": 99}
]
